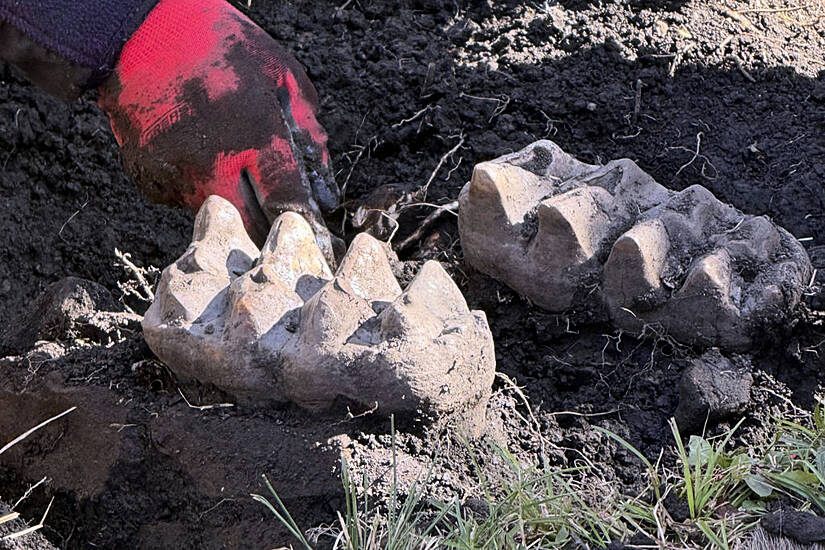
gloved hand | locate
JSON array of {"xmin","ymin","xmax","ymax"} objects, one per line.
[{"xmin": 97, "ymin": 0, "xmax": 341, "ymax": 259}]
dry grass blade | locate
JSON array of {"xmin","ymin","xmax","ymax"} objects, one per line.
[
  {"xmin": 0, "ymin": 407, "xmax": 76, "ymax": 455},
  {"xmin": 1, "ymin": 497, "xmax": 54, "ymax": 541},
  {"xmin": 0, "ymin": 512, "xmax": 19, "ymax": 525}
]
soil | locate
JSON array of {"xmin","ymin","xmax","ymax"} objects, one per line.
[{"xmin": 1, "ymin": 0, "xmax": 824, "ymax": 549}]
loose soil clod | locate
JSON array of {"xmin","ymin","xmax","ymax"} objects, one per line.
[
  {"xmin": 143, "ymin": 195, "xmax": 495, "ymax": 425},
  {"xmin": 459, "ymin": 140, "xmax": 813, "ymax": 350},
  {"xmin": 674, "ymin": 349, "xmax": 753, "ymax": 433},
  {"xmin": 0, "ymin": 277, "xmax": 139, "ymax": 356}
]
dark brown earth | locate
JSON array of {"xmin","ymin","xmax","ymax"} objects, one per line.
[{"xmin": 1, "ymin": 0, "xmax": 824, "ymax": 548}]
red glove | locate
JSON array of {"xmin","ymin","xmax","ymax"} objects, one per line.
[{"xmin": 98, "ymin": 0, "xmax": 340, "ymax": 258}]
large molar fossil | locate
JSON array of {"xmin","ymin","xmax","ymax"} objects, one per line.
[
  {"xmin": 144, "ymin": 196, "xmax": 495, "ymax": 423},
  {"xmin": 458, "ymin": 140, "xmax": 812, "ymax": 351}
]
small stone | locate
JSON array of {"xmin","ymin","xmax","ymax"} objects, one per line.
[{"xmin": 674, "ymin": 349, "xmax": 752, "ymax": 433}]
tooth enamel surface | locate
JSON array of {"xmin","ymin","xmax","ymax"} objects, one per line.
[
  {"xmin": 603, "ymin": 218, "xmax": 670, "ymax": 311},
  {"xmin": 143, "ymin": 202, "xmax": 495, "ymax": 427},
  {"xmin": 458, "ymin": 140, "xmax": 812, "ymax": 350},
  {"xmin": 335, "ymin": 233, "xmax": 402, "ymax": 302},
  {"xmin": 259, "ymin": 211, "xmax": 333, "ymax": 298}
]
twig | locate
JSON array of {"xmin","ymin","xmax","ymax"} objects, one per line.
[
  {"xmin": 338, "ymin": 110, "xmax": 373, "ymax": 201},
  {"xmin": 391, "ymin": 105, "xmax": 433, "ymax": 129},
  {"xmin": 671, "ymin": 132, "xmax": 718, "ymax": 179},
  {"xmin": 668, "ymin": 49, "xmax": 682, "ymax": 77},
  {"xmin": 57, "ymin": 201, "xmax": 89, "ymax": 242},
  {"xmin": 395, "ymin": 201, "xmax": 458, "ymax": 251},
  {"xmin": 109, "ymin": 423, "xmax": 138, "ymax": 433},
  {"xmin": 114, "ymin": 248, "xmax": 155, "ymax": 301},
  {"xmin": 737, "ymin": 5, "xmax": 810, "ymax": 14},
  {"xmin": 728, "ymin": 55, "xmax": 756, "ymax": 83},
  {"xmin": 458, "ymin": 92, "xmax": 510, "ymax": 122},
  {"xmin": 382, "ymin": 211, "xmax": 401, "ymax": 244},
  {"xmin": 0, "ymin": 407, "xmax": 76, "ymax": 455},
  {"xmin": 339, "ymin": 145, "xmax": 365, "ymax": 201},
  {"xmin": 2, "ymin": 146, "xmax": 15, "ymax": 170},
  {"xmin": 198, "ymin": 498, "xmax": 236, "ymax": 520},
  {"xmin": 0, "ymin": 512, "xmax": 19, "ymax": 525},
  {"xmin": 716, "ymin": 6, "xmax": 757, "ymax": 31},
  {"xmin": 177, "ymin": 388, "xmax": 234, "ymax": 411},
  {"xmin": 417, "ymin": 133, "xmax": 465, "ymax": 201},
  {"xmin": 546, "ymin": 409, "xmax": 621, "ymax": 418},
  {"xmin": 632, "ymin": 79, "xmax": 643, "ymax": 125},
  {"xmin": 333, "ymin": 401, "xmax": 379, "ymax": 425},
  {"xmin": 12, "ymin": 477, "xmax": 48, "ymax": 510}
]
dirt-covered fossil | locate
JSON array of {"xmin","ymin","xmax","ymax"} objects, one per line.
[
  {"xmin": 458, "ymin": 140, "xmax": 812, "ymax": 351},
  {"xmin": 143, "ymin": 196, "xmax": 495, "ymax": 424}
]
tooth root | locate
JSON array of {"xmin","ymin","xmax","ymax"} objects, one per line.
[
  {"xmin": 604, "ymin": 219, "xmax": 670, "ymax": 308},
  {"xmin": 677, "ymin": 249, "xmax": 734, "ymax": 302},
  {"xmin": 532, "ymin": 187, "xmax": 612, "ymax": 265},
  {"xmin": 335, "ymin": 233, "xmax": 401, "ymax": 302},
  {"xmin": 259, "ymin": 212, "xmax": 333, "ymax": 299},
  {"xmin": 225, "ymin": 265, "xmax": 303, "ymax": 339}
]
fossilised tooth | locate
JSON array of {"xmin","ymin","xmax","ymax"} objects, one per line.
[
  {"xmin": 459, "ymin": 141, "xmax": 812, "ymax": 350},
  {"xmin": 379, "ymin": 261, "xmax": 469, "ymax": 340},
  {"xmin": 468, "ymin": 162, "xmax": 548, "ymax": 227},
  {"xmin": 186, "ymin": 195, "xmax": 260, "ymax": 276},
  {"xmin": 401, "ymin": 261, "xmax": 470, "ymax": 320},
  {"xmin": 145, "ymin": 200, "xmax": 497, "ymax": 426},
  {"xmin": 603, "ymin": 218, "xmax": 670, "ymax": 310},
  {"xmin": 154, "ymin": 269, "xmax": 228, "ymax": 324},
  {"xmin": 668, "ymin": 249, "xmax": 747, "ymax": 347},
  {"xmin": 224, "ymin": 264, "xmax": 303, "ymax": 340},
  {"xmin": 259, "ymin": 212, "xmax": 333, "ymax": 299},
  {"xmin": 335, "ymin": 233, "xmax": 401, "ymax": 303},
  {"xmin": 667, "ymin": 185, "xmax": 741, "ymax": 240},
  {"xmin": 494, "ymin": 140, "xmax": 598, "ymax": 182},
  {"xmin": 719, "ymin": 216, "xmax": 781, "ymax": 264},
  {"xmin": 151, "ymin": 196, "xmax": 261, "ymax": 324},
  {"xmin": 507, "ymin": 140, "xmax": 595, "ymax": 179},
  {"xmin": 677, "ymin": 249, "xmax": 734, "ymax": 302},
  {"xmin": 531, "ymin": 186, "xmax": 614, "ymax": 267},
  {"xmin": 601, "ymin": 159, "xmax": 671, "ymax": 211},
  {"xmin": 298, "ymin": 277, "xmax": 376, "ymax": 349}
]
